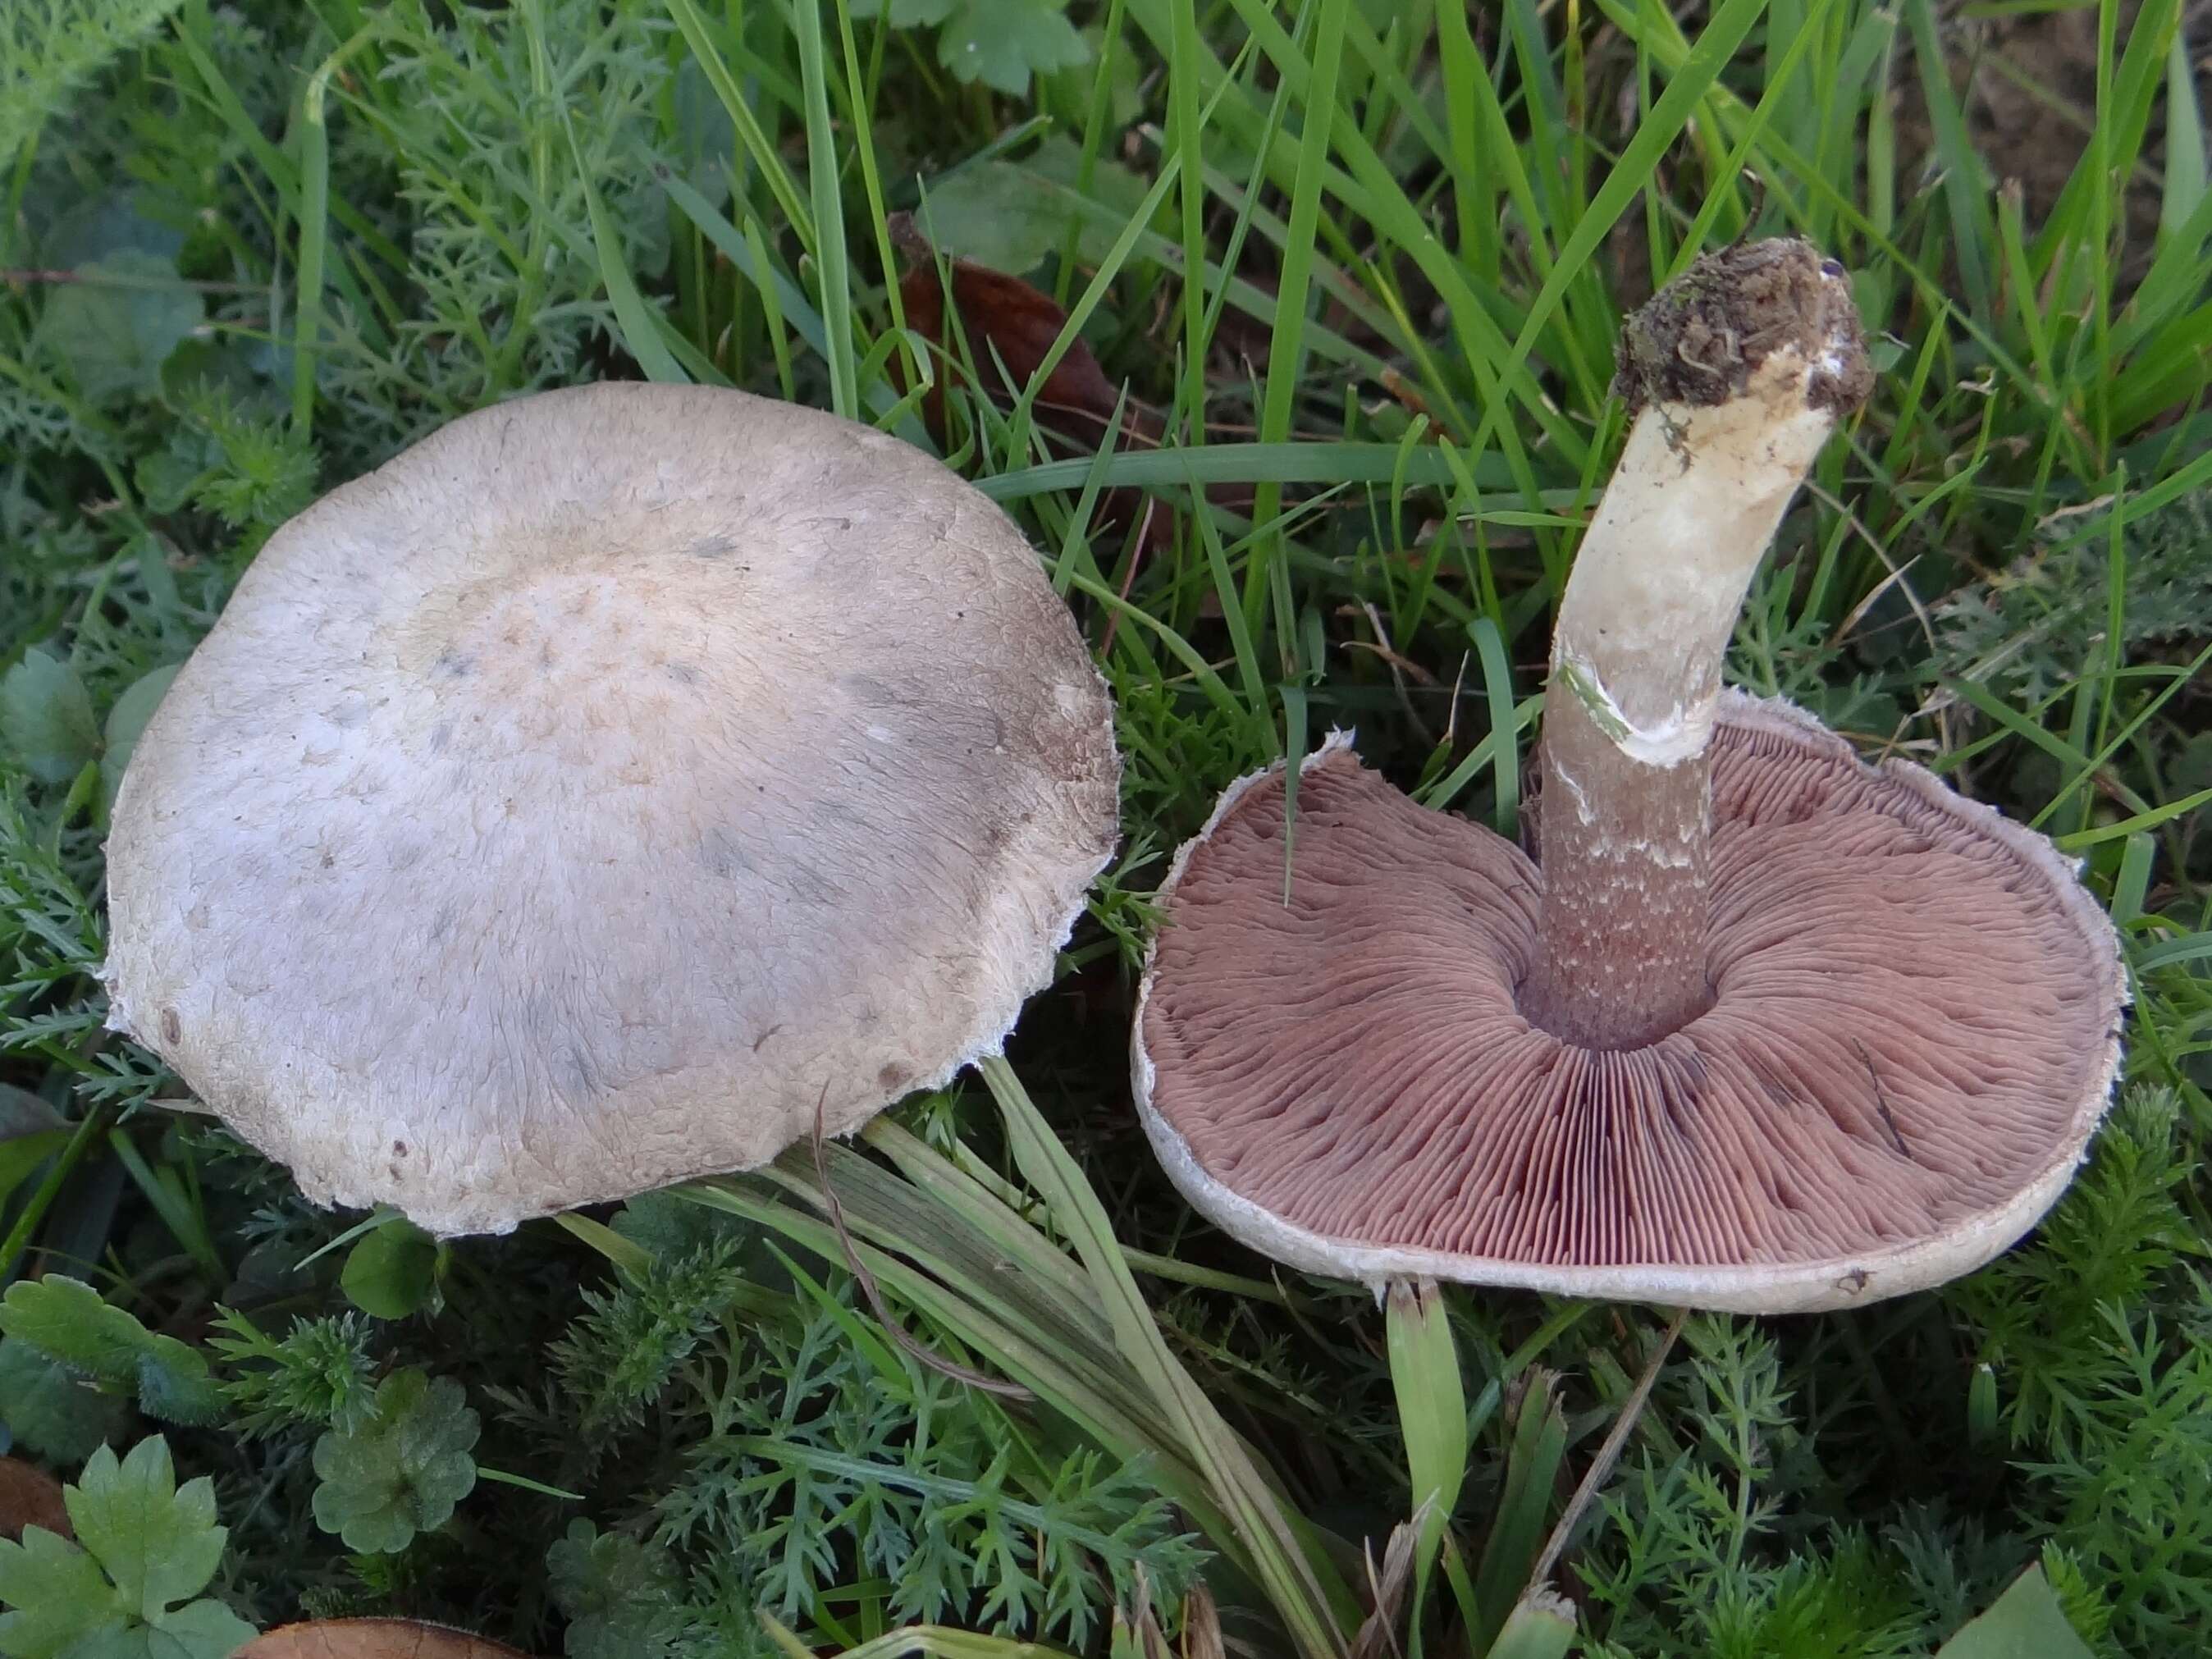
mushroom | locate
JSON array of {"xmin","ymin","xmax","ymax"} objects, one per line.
[
  {"xmin": 1132, "ymin": 241, "xmax": 2126, "ymax": 1314},
  {"xmin": 103, "ymin": 382, "xmax": 1120, "ymax": 1236}
]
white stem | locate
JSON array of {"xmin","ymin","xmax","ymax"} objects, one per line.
[{"xmin": 1552, "ymin": 355, "xmax": 1845, "ymax": 752}]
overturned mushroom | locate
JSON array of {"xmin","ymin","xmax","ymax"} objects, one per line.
[
  {"xmin": 104, "ymin": 383, "xmax": 1119, "ymax": 1236},
  {"xmin": 1134, "ymin": 241, "xmax": 2125, "ymax": 1314}
]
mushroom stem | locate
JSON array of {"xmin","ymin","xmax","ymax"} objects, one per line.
[{"xmin": 1519, "ymin": 241, "xmax": 1871, "ymax": 1049}]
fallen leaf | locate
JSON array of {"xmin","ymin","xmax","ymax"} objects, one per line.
[
  {"xmin": 235, "ymin": 1618, "xmax": 532, "ymax": 1658},
  {"xmin": 0, "ymin": 1456, "xmax": 70, "ymax": 1542},
  {"xmin": 894, "ymin": 211, "xmax": 1162, "ymax": 463},
  {"xmin": 893, "ymin": 213, "xmax": 1170, "ymax": 642}
]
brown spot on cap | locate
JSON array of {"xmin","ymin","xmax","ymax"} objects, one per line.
[
  {"xmin": 1135, "ymin": 695, "xmax": 2123, "ymax": 1313},
  {"xmin": 1614, "ymin": 238, "xmax": 1873, "ymax": 417}
]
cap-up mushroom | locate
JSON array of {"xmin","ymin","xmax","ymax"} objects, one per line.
[
  {"xmin": 103, "ymin": 383, "xmax": 1119, "ymax": 1236},
  {"xmin": 1133, "ymin": 241, "xmax": 2126, "ymax": 1314}
]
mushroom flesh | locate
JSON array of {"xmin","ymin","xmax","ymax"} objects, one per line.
[{"xmin": 104, "ymin": 383, "xmax": 1121, "ymax": 1236}]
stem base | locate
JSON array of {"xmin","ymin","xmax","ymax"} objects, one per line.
[{"xmin": 1518, "ymin": 692, "xmax": 1715, "ymax": 1049}]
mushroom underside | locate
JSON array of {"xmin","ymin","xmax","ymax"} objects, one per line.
[{"xmin": 1135, "ymin": 693, "xmax": 2125, "ymax": 1307}]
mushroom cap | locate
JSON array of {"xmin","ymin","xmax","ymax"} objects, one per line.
[
  {"xmin": 1132, "ymin": 693, "xmax": 2125, "ymax": 1313},
  {"xmin": 106, "ymin": 382, "xmax": 1119, "ymax": 1236}
]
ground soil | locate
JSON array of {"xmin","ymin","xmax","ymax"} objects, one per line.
[{"xmin": 1894, "ymin": 1, "xmax": 2211, "ymax": 271}]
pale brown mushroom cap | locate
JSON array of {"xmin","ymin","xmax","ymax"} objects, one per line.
[
  {"xmin": 1133, "ymin": 693, "xmax": 2126, "ymax": 1313},
  {"xmin": 105, "ymin": 383, "xmax": 1119, "ymax": 1236}
]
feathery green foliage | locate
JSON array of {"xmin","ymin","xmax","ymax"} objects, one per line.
[{"xmin": 0, "ymin": 0, "xmax": 185, "ymax": 165}]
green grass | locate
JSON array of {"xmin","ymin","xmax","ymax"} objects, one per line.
[{"xmin": 2, "ymin": 1, "xmax": 2210, "ymax": 1656}]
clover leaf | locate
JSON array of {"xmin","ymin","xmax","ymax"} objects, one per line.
[
  {"xmin": 855, "ymin": 0, "xmax": 1087, "ymax": 97},
  {"xmin": 0, "ymin": 648, "xmax": 99, "ymax": 788},
  {"xmin": 546, "ymin": 1520, "xmax": 693, "ymax": 1659},
  {"xmin": 311, "ymin": 1369, "xmax": 478, "ymax": 1554},
  {"xmin": 35, "ymin": 249, "xmax": 203, "ymax": 405}
]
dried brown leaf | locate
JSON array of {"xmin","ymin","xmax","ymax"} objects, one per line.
[
  {"xmin": 0, "ymin": 1456, "xmax": 69, "ymax": 1542},
  {"xmin": 232, "ymin": 1619, "xmax": 532, "ymax": 1658},
  {"xmin": 1180, "ymin": 1581, "xmax": 1227, "ymax": 1659},
  {"xmin": 1350, "ymin": 1516, "xmax": 1420, "ymax": 1659},
  {"xmin": 892, "ymin": 212, "xmax": 1168, "ymax": 594},
  {"xmin": 893, "ymin": 214, "xmax": 1161, "ymax": 455}
]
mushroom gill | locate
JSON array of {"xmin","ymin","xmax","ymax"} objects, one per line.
[{"xmin": 1135, "ymin": 698, "xmax": 2123, "ymax": 1311}]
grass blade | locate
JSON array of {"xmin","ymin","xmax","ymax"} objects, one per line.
[
  {"xmin": 1245, "ymin": 0, "xmax": 1351, "ymax": 630},
  {"xmin": 982, "ymin": 1057, "xmax": 1358, "ymax": 1658},
  {"xmin": 1469, "ymin": 1371, "xmax": 1567, "ymax": 1658},
  {"xmin": 791, "ymin": 0, "xmax": 857, "ymax": 418},
  {"xmin": 1387, "ymin": 1279, "xmax": 1469, "ymax": 1658}
]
